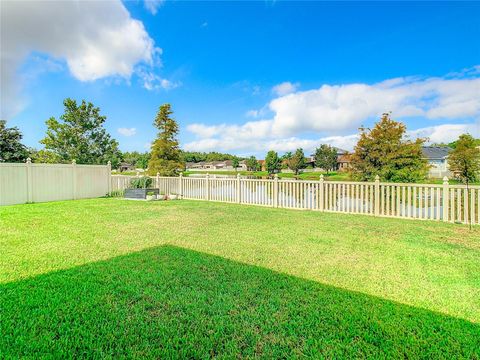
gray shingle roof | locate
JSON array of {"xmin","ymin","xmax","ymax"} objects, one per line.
[{"xmin": 421, "ymin": 146, "xmax": 451, "ymax": 160}]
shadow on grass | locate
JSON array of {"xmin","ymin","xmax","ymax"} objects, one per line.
[{"xmin": 1, "ymin": 245, "xmax": 479, "ymax": 358}]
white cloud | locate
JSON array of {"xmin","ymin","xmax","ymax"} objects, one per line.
[
  {"xmin": 409, "ymin": 123, "xmax": 480, "ymax": 144},
  {"xmin": 117, "ymin": 128, "xmax": 137, "ymax": 137},
  {"xmin": 272, "ymin": 81, "xmax": 300, "ymax": 96},
  {"xmin": 268, "ymin": 76, "xmax": 480, "ymax": 137},
  {"xmin": 184, "ymin": 68, "xmax": 480, "ymax": 154},
  {"xmin": 144, "ymin": 0, "xmax": 164, "ymax": 15},
  {"xmin": 137, "ymin": 69, "xmax": 180, "ymax": 90},
  {"xmin": 1, "ymin": 0, "xmax": 159, "ymax": 119},
  {"xmin": 183, "ymin": 134, "xmax": 358, "ymax": 154}
]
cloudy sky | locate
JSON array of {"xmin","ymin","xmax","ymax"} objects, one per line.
[{"xmin": 1, "ymin": 1, "xmax": 479, "ymax": 156}]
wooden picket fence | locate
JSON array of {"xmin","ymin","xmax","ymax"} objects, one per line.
[{"xmin": 111, "ymin": 174, "xmax": 480, "ymax": 225}]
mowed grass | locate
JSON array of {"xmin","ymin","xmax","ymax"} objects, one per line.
[{"xmin": 1, "ymin": 199, "xmax": 479, "ymax": 358}]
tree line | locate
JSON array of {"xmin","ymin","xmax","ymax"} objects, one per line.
[
  {"xmin": 245, "ymin": 113, "xmax": 480, "ymax": 184},
  {"xmin": 1, "ymin": 100, "xmax": 479, "ymax": 183},
  {"xmin": 0, "ymin": 98, "xmax": 245, "ymax": 174}
]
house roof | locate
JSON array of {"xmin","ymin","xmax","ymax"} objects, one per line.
[{"xmin": 421, "ymin": 146, "xmax": 451, "ymax": 160}]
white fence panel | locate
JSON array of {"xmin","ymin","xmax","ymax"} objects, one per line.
[
  {"xmin": 31, "ymin": 163, "xmax": 74, "ymax": 203},
  {"xmin": 0, "ymin": 163, "xmax": 28, "ymax": 205},
  {"xmin": 0, "ymin": 160, "xmax": 111, "ymax": 206},
  {"xmin": 76, "ymin": 165, "xmax": 110, "ymax": 199}
]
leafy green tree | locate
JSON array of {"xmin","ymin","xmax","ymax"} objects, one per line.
[
  {"xmin": 314, "ymin": 145, "xmax": 338, "ymax": 174},
  {"xmin": 449, "ymin": 137, "xmax": 480, "ymax": 149},
  {"xmin": 122, "ymin": 151, "xmax": 151, "ymax": 169},
  {"xmin": 28, "ymin": 148, "xmax": 63, "ymax": 163},
  {"xmin": 40, "ymin": 99, "xmax": 121, "ymax": 167},
  {"xmin": 350, "ymin": 113, "xmax": 429, "ymax": 182},
  {"xmin": 448, "ymin": 134, "xmax": 480, "ymax": 183},
  {"xmin": 181, "ymin": 151, "xmax": 206, "ymax": 163},
  {"xmin": 246, "ymin": 156, "xmax": 259, "ymax": 171},
  {"xmin": 286, "ymin": 148, "xmax": 306, "ymax": 175},
  {"xmin": 0, "ymin": 120, "xmax": 28, "ymax": 162},
  {"xmin": 281, "ymin": 151, "xmax": 293, "ymax": 169},
  {"xmin": 148, "ymin": 104, "xmax": 184, "ymax": 176},
  {"xmin": 232, "ymin": 157, "xmax": 240, "ymax": 171},
  {"xmin": 205, "ymin": 152, "xmax": 236, "ymax": 162},
  {"xmin": 136, "ymin": 152, "xmax": 150, "ymax": 170},
  {"xmin": 265, "ymin": 150, "xmax": 281, "ymax": 174},
  {"xmin": 281, "ymin": 151, "xmax": 293, "ymax": 160},
  {"xmin": 180, "ymin": 151, "xmax": 241, "ymax": 163}
]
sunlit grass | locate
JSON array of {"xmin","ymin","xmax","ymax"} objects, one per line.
[{"xmin": 1, "ymin": 199, "xmax": 479, "ymax": 357}]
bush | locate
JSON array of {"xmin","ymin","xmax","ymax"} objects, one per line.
[{"xmin": 130, "ymin": 176, "xmax": 153, "ymax": 189}]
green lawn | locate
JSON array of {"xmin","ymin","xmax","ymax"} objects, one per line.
[{"xmin": 1, "ymin": 199, "xmax": 479, "ymax": 358}]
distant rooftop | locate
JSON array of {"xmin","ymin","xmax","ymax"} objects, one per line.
[{"xmin": 421, "ymin": 146, "xmax": 451, "ymax": 160}]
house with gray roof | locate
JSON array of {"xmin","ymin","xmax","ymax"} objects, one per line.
[{"xmin": 421, "ymin": 146, "xmax": 452, "ymax": 178}]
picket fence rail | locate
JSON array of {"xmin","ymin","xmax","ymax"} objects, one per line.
[{"xmin": 112, "ymin": 173, "xmax": 480, "ymax": 225}]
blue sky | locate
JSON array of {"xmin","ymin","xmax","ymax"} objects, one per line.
[{"xmin": 2, "ymin": 1, "xmax": 479, "ymax": 157}]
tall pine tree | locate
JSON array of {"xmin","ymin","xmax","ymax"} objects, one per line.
[{"xmin": 148, "ymin": 104, "xmax": 184, "ymax": 176}]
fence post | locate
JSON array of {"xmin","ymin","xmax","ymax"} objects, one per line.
[
  {"xmin": 206, "ymin": 173, "xmax": 210, "ymax": 201},
  {"xmin": 156, "ymin": 172, "xmax": 160, "ymax": 190},
  {"xmin": 319, "ymin": 175, "xmax": 324, "ymax": 211},
  {"xmin": 274, "ymin": 174, "xmax": 279, "ymax": 208},
  {"xmin": 442, "ymin": 176, "xmax": 449, "ymax": 222},
  {"xmin": 26, "ymin": 158, "xmax": 33, "ymax": 203},
  {"xmin": 107, "ymin": 161, "xmax": 111, "ymax": 195},
  {"xmin": 236, "ymin": 173, "xmax": 241, "ymax": 203},
  {"xmin": 72, "ymin": 159, "xmax": 77, "ymax": 200},
  {"xmin": 374, "ymin": 175, "xmax": 380, "ymax": 216},
  {"xmin": 179, "ymin": 172, "xmax": 183, "ymax": 199}
]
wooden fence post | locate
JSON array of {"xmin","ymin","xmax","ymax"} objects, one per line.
[
  {"xmin": 107, "ymin": 161, "xmax": 111, "ymax": 195},
  {"xmin": 374, "ymin": 175, "xmax": 380, "ymax": 216},
  {"xmin": 156, "ymin": 172, "xmax": 160, "ymax": 190},
  {"xmin": 179, "ymin": 172, "xmax": 183, "ymax": 198},
  {"xmin": 72, "ymin": 159, "xmax": 77, "ymax": 200},
  {"xmin": 274, "ymin": 174, "xmax": 279, "ymax": 208},
  {"xmin": 442, "ymin": 176, "xmax": 449, "ymax": 222},
  {"xmin": 26, "ymin": 158, "xmax": 33, "ymax": 203},
  {"xmin": 236, "ymin": 173, "xmax": 241, "ymax": 203},
  {"xmin": 319, "ymin": 175, "xmax": 324, "ymax": 211},
  {"xmin": 206, "ymin": 173, "xmax": 210, "ymax": 201}
]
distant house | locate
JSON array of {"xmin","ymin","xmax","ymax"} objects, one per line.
[
  {"xmin": 336, "ymin": 153, "xmax": 352, "ymax": 171},
  {"xmin": 257, "ymin": 160, "xmax": 266, "ymax": 171},
  {"xmin": 118, "ymin": 162, "xmax": 135, "ymax": 172},
  {"xmin": 421, "ymin": 146, "xmax": 452, "ymax": 178},
  {"xmin": 185, "ymin": 160, "xmax": 247, "ymax": 171},
  {"xmin": 308, "ymin": 147, "xmax": 351, "ymax": 171}
]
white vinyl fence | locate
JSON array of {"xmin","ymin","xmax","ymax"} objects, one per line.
[
  {"xmin": 0, "ymin": 159, "xmax": 111, "ymax": 206},
  {"xmin": 112, "ymin": 173, "xmax": 480, "ymax": 225}
]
